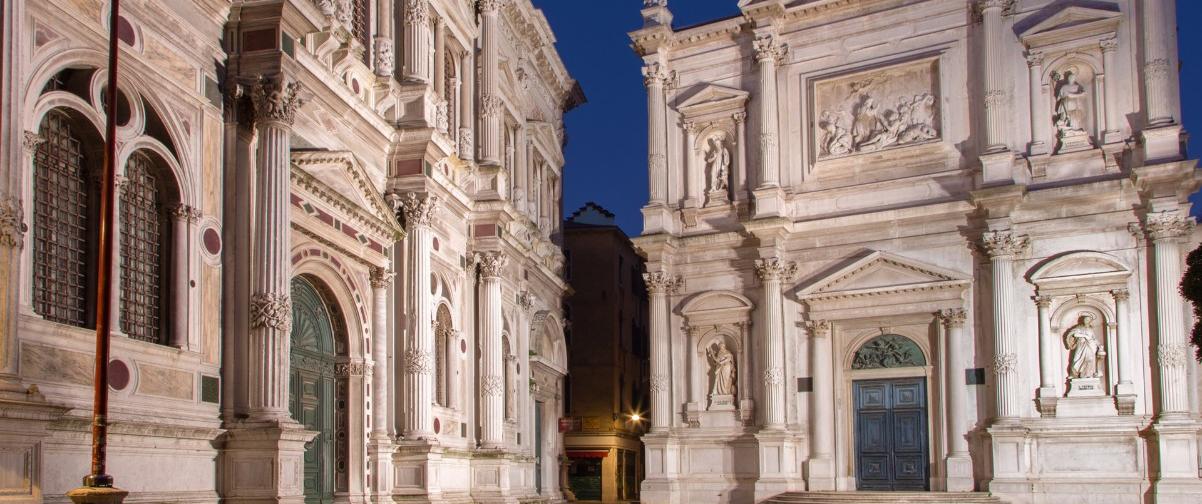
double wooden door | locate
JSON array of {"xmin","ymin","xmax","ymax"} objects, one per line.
[{"xmin": 853, "ymin": 377, "xmax": 930, "ymax": 491}]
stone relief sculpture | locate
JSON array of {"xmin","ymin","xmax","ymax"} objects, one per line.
[
  {"xmin": 704, "ymin": 135, "xmax": 730, "ymax": 193},
  {"xmin": 1064, "ymin": 312, "xmax": 1104, "ymax": 379},
  {"xmin": 814, "ymin": 58, "xmax": 940, "ymax": 159}
]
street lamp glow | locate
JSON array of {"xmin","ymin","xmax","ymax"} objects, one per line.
[{"xmin": 629, "ymin": 413, "xmax": 642, "ymax": 422}]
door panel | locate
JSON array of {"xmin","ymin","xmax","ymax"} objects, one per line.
[{"xmin": 854, "ymin": 378, "xmax": 929, "ymax": 491}]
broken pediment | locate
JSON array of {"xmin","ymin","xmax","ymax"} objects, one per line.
[
  {"xmin": 677, "ymin": 84, "xmax": 749, "ymax": 119},
  {"xmin": 1019, "ymin": 4, "xmax": 1121, "ymax": 49},
  {"xmin": 798, "ymin": 250, "xmax": 969, "ymax": 301}
]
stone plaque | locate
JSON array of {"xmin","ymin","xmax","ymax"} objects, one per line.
[{"xmin": 813, "ymin": 57, "xmax": 941, "ymax": 160}]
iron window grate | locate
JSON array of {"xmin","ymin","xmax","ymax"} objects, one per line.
[{"xmin": 33, "ymin": 110, "xmax": 89, "ymax": 327}]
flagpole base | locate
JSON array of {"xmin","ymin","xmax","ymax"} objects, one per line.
[{"xmin": 66, "ymin": 486, "xmax": 128, "ymax": 504}]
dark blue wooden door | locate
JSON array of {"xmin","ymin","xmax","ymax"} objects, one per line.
[{"xmin": 854, "ymin": 378, "xmax": 929, "ymax": 491}]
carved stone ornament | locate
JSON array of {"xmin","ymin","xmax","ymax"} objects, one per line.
[
  {"xmin": 980, "ymin": 231, "xmax": 1030, "ymax": 259},
  {"xmin": 755, "ymin": 257, "xmax": 797, "ymax": 282},
  {"xmin": 1033, "ymin": 295, "xmax": 1052, "ymax": 309},
  {"xmin": 473, "ymin": 251, "xmax": 508, "ymax": 278},
  {"xmin": 814, "ymin": 58, "xmax": 940, "ymax": 159},
  {"xmin": 643, "ymin": 271, "xmax": 682, "ymax": 294},
  {"xmin": 335, "ymin": 0, "xmax": 353, "ymax": 30},
  {"xmin": 804, "ymin": 319, "xmax": 832, "ymax": 336},
  {"xmin": 404, "ymin": 0, "xmax": 431, "ymax": 26},
  {"xmin": 517, "ymin": 291, "xmax": 535, "ymax": 312},
  {"xmin": 335, "ymin": 362, "xmax": 368, "ymax": 377},
  {"xmin": 459, "ymin": 128, "xmax": 475, "ymax": 155},
  {"xmin": 642, "ymin": 63, "xmax": 671, "ymax": 88},
  {"xmin": 398, "ymin": 192, "xmax": 440, "ymax": 228},
  {"xmin": 1052, "ymin": 68, "xmax": 1090, "ymax": 141},
  {"xmin": 22, "ymin": 131, "xmax": 45, "ymax": 153},
  {"xmin": 938, "ymin": 308, "xmax": 967, "ymax": 327},
  {"xmin": 251, "ymin": 76, "xmax": 306, "ymax": 125},
  {"xmin": 648, "ymin": 153, "xmax": 666, "ymax": 174},
  {"xmin": 1145, "ymin": 211, "xmax": 1192, "ymax": 240},
  {"xmin": 171, "ymin": 204, "xmax": 201, "ymax": 223},
  {"xmin": 1158, "ymin": 343, "xmax": 1188, "ymax": 369},
  {"xmin": 752, "ymin": 35, "xmax": 788, "ymax": 63},
  {"xmin": 477, "ymin": 0, "xmax": 507, "ymax": 14},
  {"xmin": 0, "ymin": 198, "xmax": 27, "ymax": 249},
  {"xmin": 973, "ymin": 0, "xmax": 1015, "ymax": 21},
  {"xmin": 1145, "ymin": 58, "xmax": 1172, "ymax": 83},
  {"xmin": 370, "ymin": 267, "xmax": 395, "ymax": 289},
  {"xmin": 403, "ymin": 349, "xmax": 433, "ymax": 375},
  {"xmin": 482, "ymin": 375, "xmax": 505, "ymax": 397},
  {"xmin": 852, "ymin": 334, "xmax": 926, "ymax": 370},
  {"xmin": 481, "ymin": 94, "xmax": 504, "ymax": 118},
  {"xmin": 762, "ymin": 367, "xmax": 784, "ymax": 386},
  {"xmin": 1110, "ymin": 289, "xmax": 1130, "ymax": 302},
  {"xmin": 644, "ymin": 0, "xmax": 667, "ymax": 7},
  {"xmin": 373, "ymin": 38, "xmax": 395, "ymax": 77},
  {"xmin": 649, "ymin": 374, "xmax": 668, "ymax": 393},
  {"xmin": 250, "ymin": 292, "xmax": 292, "ymax": 332},
  {"xmin": 992, "ymin": 352, "xmax": 1018, "ymax": 376}
]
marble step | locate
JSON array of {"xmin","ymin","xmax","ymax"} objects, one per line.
[{"xmin": 765, "ymin": 491, "xmax": 1006, "ymax": 504}]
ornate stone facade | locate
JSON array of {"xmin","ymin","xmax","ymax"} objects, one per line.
[{"xmin": 631, "ymin": 2, "xmax": 1201, "ymax": 503}]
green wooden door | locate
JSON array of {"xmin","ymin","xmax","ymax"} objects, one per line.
[{"xmin": 290, "ymin": 277, "xmax": 337, "ymax": 504}]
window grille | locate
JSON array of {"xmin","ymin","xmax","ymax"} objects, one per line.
[
  {"xmin": 352, "ymin": 0, "xmax": 371, "ymax": 65},
  {"xmin": 119, "ymin": 152, "xmax": 165, "ymax": 343},
  {"xmin": 33, "ymin": 110, "xmax": 89, "ymax": 327}
]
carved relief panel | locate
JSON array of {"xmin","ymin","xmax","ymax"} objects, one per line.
[{"xmin": 812, "ymin": 57, "xmax": 942, "ymax": 161}]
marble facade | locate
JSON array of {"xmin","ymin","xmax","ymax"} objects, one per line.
[
  {"xmin": 0, "ymin": 0, "xmax": 578, "ymax": 502},
  {"xmin": 632, "ymin": 1, "xmax": 1202, "ymax": 503}
]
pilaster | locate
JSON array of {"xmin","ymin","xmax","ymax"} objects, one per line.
[
  {"xmin": 752, "ymin": 33, "xmax": 787, "ymax": 218},
  {"xmin": 644, "ymin": 271, "xmax": 682, "ymax": 432},
  {"xmin": 803, "ymin": 319, "xmax": 835, "ymax": 491},
  {"xmin": 755, "ymin": 256, "xmax": 795, "ymax": 430},
  {"xmin": 475, "ymin": 250, "xmax": 509, "ymax": 449},
  {"xmin": 939, "ymin": 308, "xmax": 974, "ymax": 491}
]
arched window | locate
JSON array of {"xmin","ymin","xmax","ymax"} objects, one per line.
[
  {"xmin": 435, "ymin": 304, "xmax": 453, "ymax": 408},
  {"xmin": 119, "ymin": 151, "xmax": 173, "ymax": 343},
  {"xmin": 32, "ymin": 109, "xmax": 96, "ymax": 327}
]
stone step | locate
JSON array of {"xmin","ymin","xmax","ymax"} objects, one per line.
[{"xmin": 765, "ymin": 491, "xmax": 1006, "ymax": 504}]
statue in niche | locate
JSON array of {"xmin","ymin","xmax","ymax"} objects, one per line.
[
  {"xmin": 1064, "ymin": 312, "xmax": 1104, "ymax": 379},
  {"xmin": 707, "ymin": 341, "xmax": 736, "ymax": 399},
  {"xmin": 704, "ymin": 135, "xmax": 730, "ymax": 193},
  {"xmin": 1053, "ymin": 70, "xmax": 1089, "ymax": 137}
]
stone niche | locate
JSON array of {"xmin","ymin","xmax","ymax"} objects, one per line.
[
  {"xmin": 676, "ymin": 84, "xmax": 749, "ymax": 212},
  {"xmin": 679, "ymin": 291, "xmax": 754, "ymax": 428},
  {"xmin": 811, "ymin": 57, "xmax": 942, "ymax": 163}
]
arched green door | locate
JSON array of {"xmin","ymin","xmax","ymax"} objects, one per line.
[{"xmin": 290, "ymin": 277, "xmax": 337, "ymax": 504}]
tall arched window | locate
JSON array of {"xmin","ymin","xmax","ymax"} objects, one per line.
[
  {"xmin": 32, "ymin": 109, "xmax": 96, "ymax": 327},
  {"xmin": 119, "ymin": 151, "xmax": 173, "ymax": 343}
]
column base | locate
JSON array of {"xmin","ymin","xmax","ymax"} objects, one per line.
[
  {"xmin": 754, "ymin": 430, "xmax": 802, "ymax": 500},
  {"xmin": 804, "ymin": 456, "xmax": 835, "ymax": 491},
  {"xmin": 367, "ymin": 436, "xmax": 394, "ymax": 503},
  {"xmin": 642, "ymin": 204, "xmax": 676, "ymax": 235},
  {"xmin": 469, "ymin": 451, "xmax": 516, "ymax": 504},
  {"xmin": 1141, "ymin": 124, "xmax": 1184, "ymax": 163},
  {"xmin": 392, "ymin": 439, "xmax": 445, "ymax": 499},
  {"xmin": 641, "ymin": 432, "xmax": 683, "ymax": 504},
  {"xmin": 1150, "ymin": 417, "xmax": 1201, "ymax": 487},
  {"xmin": 66, "ymin": 486, "xmax": 128, "ymax": 504},
  {"xmin": 979, "ymin": 150, "xmax": 1019, "ymax": 186},
  {"xmin": 945, "ymin": 453, "xmax": 975, "ymax": 492},
  {"xmin": 219, "ymin": 420, "xmax": 318, "ymax": 504},
  {"xmin": 751, "ymin": 186, "xmax": 785, "ymax": 219}
]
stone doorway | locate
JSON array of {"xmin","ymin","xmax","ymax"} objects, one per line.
[
  {"xmin": 289, "ymin": 276, "xmax": 346, "ymax": 504},
  {"xmin": 853, "ymin": 377, "xmax": 930, "ymax": 491}
]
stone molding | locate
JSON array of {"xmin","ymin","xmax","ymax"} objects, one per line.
[
  {"xmin": 643, "ymin": 271, "xmax": 682, "ymax": 294},
  {"xmin": 980, "ymin": 231, "xmax": 1030, "ymax": 259},
  {"xmin": 250, "ymin": 292, "xmax": 292, "ymax": 332},
  {"xmin": 473, "ymin": 251, "xmax": 508, "ymax": 278},
  {"xmin": 755, "ymin": 257, "xmax": 797, "ymax": 282},
  {"xmin": 251, "ymin": 76, "xmax": 306, "ymax": 125}
]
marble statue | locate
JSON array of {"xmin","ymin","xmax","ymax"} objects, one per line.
[
  {"xmin": 1064, "ymin": 312, "xmax": 1103, "ymax": 379},
  {"xmin": 1053, "ymin": 70, "xmax": 1088, "ymax": 136},
  {"xmin": 707, "ymin": 341, "xmax": 736, "ymax": 398},
  {"xmin": 705, "ymin": 136, "xmax": 730, "ymax": 193}
]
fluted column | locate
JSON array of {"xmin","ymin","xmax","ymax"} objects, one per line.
[
  {"xmin": 402, "ymin": 0, "xmax": 432, "ymax": 83},
  {"xmin": 373, "ymin": 0, "xmax": 395, "ymax": 77},
  {"xmin": 370, "ymin": 267, "xmax": 394, "ymax": 437},
  {"xmin": 1100, "ymin": 38, "xmax": 1121, "ymax": 143},
  {"xmin": 247, "ymin": 76, "xmax": 305, "ymax": 422},
  {"xmin": 753, "ymin": 35, "xmax": 787, "ymax": 189},
  {"xmin": 1034, "ymin": 295, "xmax": 1057, "ymax": 399},
  {"xmin": 1142, "ymin": 0, "xmax": 1177, "ymax": 126},
  {"xmin": 733, "ymin": 112, "xmax": 748, "ymax": 196},
  {"xmin": 479, "ymin": 0, "xmax": 506, "ymax": 166},
  {"xmin": 981, "ymin": 230, "xmax": 1028, "ymax": 421},
  {"xmin": 939, "ymin": 308, "xmax": 974, "ymax": 491},
  {"xmin": 475, "ymin": 251, "xmax": 508, "ymax": 448},
  {"xmin": 683, "ymin": 121, "xmax": 698, "ymax": 207},
  {"xmin": 644, "ymin": 271, "xmax": 682, "ymax": 432},
  {"xmin": 643, "ymin": 62, "xmax": 670, "ymax": 205},
  {"xmin": 1026, "ymin": 52, "xmax": 1048, "ymax": 155},
  {"xmin": 980, "ymin": 0, "xmax": 1011, "ymax": 152},
  {"xmin": 755, "ymin": 257, "xmax": 796, "ymax": 429},
  {"xmin": 1146, "ymin": 212, "xmax": 1192, "ymax": 416},
  {"xmin": 805, "ymin": 319, "xmax": 835, "ymax": 490},
  {"xmin": 399, "ymin": 192, "xmax": 439, "ymax": 439}
]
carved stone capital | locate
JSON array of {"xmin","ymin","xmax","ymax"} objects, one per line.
[
  {"xmin": 732, "ymin": 111, "xmax": 748, "ymax": 124},
  {"xmin": 22, "ymin": 131, "xmax": 45, "ymax": 154},
  {"xmin": 250, "ymin": 292, "xmax": 292, "ymax": 332},
  {"xmin": 1025, "ymin": 52, "xmax": 1045, "ymax": 68},
  {"xmin": 0, "ymin": 198, "xmax": 27, "ymax": 249},
  {"xmin": 992, "ymin": 352, "xmax": 1017, "ymax": 376},
  {"xmin": 755, "ymin": 257, "xmax": 797, "ymax": 283},
  {"xmin": 1158, "ymin": 343, "xmax": 1189, "ymax": 369},
  {"xmin": 980, "ymin": 230, "xmax": 1029, "ymax": 259},
  {"xmin": 403, "ymin": 349, "xmax": 433, "ymax": 375},
  {"xmin": 642, "ymin": 63, "xmax": 672, "ymax": 88},
  {"xmin": 477, "ymin": 0, "xmax": 507, "ymax": 14},
  {"xmin": 1033, "ymin": 295, "xmax": 1053, "ymax": 309},
  {"xmin": 974, "ymin": 0, "xmax": 1015, "ymax": 21},
  {"xmin": 370, "ymin": 267, "xmax": 395, "ymax": 289},
  {"xmin": 938, "ymin": 308, "xmax": 967, "ymax": 327},
  {"xmin": 373, "ymin": 37, "xmax": 395, "ymax": 77},
  {"xmin": 171, "ymin": 204, "xmax": 201, "ymax": 223},
  {"xmin": 643, "ymin": 271, "xmax": 682, "ymax": 295},
  {"xmin": 1099, "ymin": 37, "xmax": 1118, "ymax": 53},
  {"xmin": 251, "ymin": 75, "xmax": 306, "ymax": 125},
  {"xmin": 481, "ymin": 374, "xmax": 505, "ymax": 396},
  {"xmin": 394, "ymin": 192, "xmax": 440, "ymax": 228},
  {"xmin": 1145, "ymin": 211, "xmax": 1193, "ymax": 241},
  {"xmin": 1110, "ymin": 289, "xmax": 1130, "ymax": 302},
  {"xmin": 753, "ymin": 35, "xmax": 788, "ymax": 64},
  {"xmin": 804, "ymin": 319, "xmax": 832, "ymax": 337},
  {"xmin": 517, "ymin": 291, "xmax": 535, "ymax": 313},
  {"xmin": 404, "ymin": 0, "xmax": 431, "ymax": 26},
  {"xmin": 473, "ymin": 251, "xmax": 509, "ymax": 278}
]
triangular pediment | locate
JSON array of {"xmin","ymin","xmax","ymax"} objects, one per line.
[
  {"xmin": 798, "ymin": 251, "xmax": 969, "ymax": 300},
  {"xmin": 678, "ymin": 84, "xmax": 749, "ymax": 116},
  {"xmin": 291, "ymin": 151, "xmax": 398, "ymax": 232},
  {"xmin": 1020, "ymin": 5, "xmax": 1121, "ymax": 47}
]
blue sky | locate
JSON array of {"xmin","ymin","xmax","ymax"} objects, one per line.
[{"xmin": 537, "ymin": 1, "xmax": 1202, "ymax": 236}]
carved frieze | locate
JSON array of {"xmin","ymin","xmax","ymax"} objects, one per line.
[{"xmin": 813, "ymin": 58, "xmax": 941, "ymax": 160}]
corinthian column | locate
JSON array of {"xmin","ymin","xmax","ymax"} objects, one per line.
[
  {"xmin": 398, "ymin": 192, "xmax": 439, "ymax": 439},
  {"xmin": 402, "ymin": 0, "xmax": 432, "ymax": 83},
  {"xmin": 370, "ymin": 267, "xmax": 394, "ymax": 437},
  {"xmin": 373, "ymin": 0, "xmax": 395, "ymax": 77},
  {"xmin": 0, "ymin": 197, "xmax": 25, "ymax": 386},
  {"xmin": 248, "ymin": 76, "xmax": 305, "ymax": 422},
  {"xmin": 644, "ymin": 271, "xmax": 682, "ymax": 432},
  {"xmin": 643, "ymin": 62, "xmax": 670, "ymax": 206},
  {"xmin": 939, "ymin": 308, "xmax": 974, "ymax": 491},
  {"xmin": 755, "ymin": 257, "xmax": 796, "ymax": 429},
  {"xmin": 753, "ymin": 35, "xmax": 787, "ymax": 189},
  {"xmin": 981, "ymin": 230, "xmax": 1028, "ymax": 421},
  {"xmin": 979, "ymin": 0, "xmax": 1011, "ymax": 152},
  {"xmin": 1146, "ymin": 212, "xmax": 1192, "ymax": 416},
  {"xmin": 479, "ymin": 0, "xmax": 506, "ymax": 166},
  {"xmin": 1142, "ymin": 0, "xmax": 1178, "ymax": 127},
  {"xmin": 804, "ymin": 319, "xmax": 835, "ymax": 490},
  {"xmin": 475, "ymin": 251, "xmax": 508, "ymax": 449}
]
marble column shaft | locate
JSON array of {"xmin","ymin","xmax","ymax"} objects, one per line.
[
  {"xmin": 1026, "ymin": 52, "xmax": 1047, "ymax": 154},
  {"xmin": 1142, "ymin": 0, "xmax": 1178, "ymax": 126},
  {"xmin": 459, "ymin": 49, "xmax": 476, "ymax": 160},
  {"xmin": 373, "ymin": 0, "xmax": 395, "ymax": 77},
  {"xmin": 645, "ymin": 271, "xmax": 681, "ymax": 432},
  {"xmin": 753, "ymin": 35, "xmax": 786, "ymax": 189},
  {"xmin": 734, "ymin": 112, "xmax": 748, "ymax": 196},
  {"xmin": 683, "ymin": 121, "xmax": 698, "ymax": 206},
  {"xmin": 940, "ymin": 309, "xmax": 970, "ymax": 455},
  {"xmin": 248, "ymin": 77, "xmax": 305, "ymax": 422},
  {"xmin": 400, "ymin": 192, "xmax": 438, "ymax": 438},
  {"xmin": 0, "ymin": 135, "xmax": 40, "ymax": 382},
  {"xmin": 370, "ymin": 267, "xmax": 393, "ymax": 437},
  {"xmin": 806, "ymin": 320, "xmax": 834, "ymax": 457},
  {"xmin": 643, "ymin": 62, "xmax": 670, "ymax": 205},
  {"xmin": 1035, "ymin": 295, "xmax": 1056, "ymax": 394},
  {"xmin": 170, "ymin": 206, "xmax": 198, "ymax": 349},
  {"xmin": 1100, "ymin": 38, "xmax": 1121, "ymax": 140},
  {"xmin": 402, "ymin": 0, "xmax": 432, "ymax": 83},
  {"xmin": 756, "ymin": 257, "xmax": 796, "ymax": 429},
  {"xmin": 1147, "ymin": 212, "xmax": 1191, "ymax": 415},
  {"xmin": 1111, "ymin": 288, "xmax": 1134, "ymax": 391},
  {"xmin": 980, "ymin": 0, "xmax": 1010, "ymax": 152},
  {"xmin": 480, "ymin": 0, "xmax": 505, "ymax": 165},
  {"xmin": 982, "ymin": 230, "xmax": 1028, "ymax": 420},
  {"xmin": 476, "ymin": 251, "xmax": 508, "ymax": 448}
]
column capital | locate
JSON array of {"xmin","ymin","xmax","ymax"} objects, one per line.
[
  {"xmin": 0, "ymin": 198, "xmax": 26, "ymax": 249},
  {"xmin": 1110, "ymin": 288, "xmax": 1130, "ymax": 302},
  {"xmin": 732, "ymin": 111, "xmax": 748, "ymax": 124},
  {"xmin": 170, "ymin": 204, "xmax": 202, "ymax": 223},
  {"xmin": 804, "ymin": 319, "xmax": 832, "ymax": 337},
  {"xmin": 753, "ymin": 34, "xmax": 788, "ymax": 64},
  {"xmin": 980, "ymin": 230, "xmax": 1030, "ymax": 259},
  {"xmin": 755, "ymin": 256, "xmax": 797, "ymax": 282},
  {"xmin": 22, "ymin": 131, "xmax": 45, "ymax": 154},
  {"xmin": 391, "ymin": 192, "xmax": 440, "ymax": 228},
  {"xmin": 1025, "ymin": 51, "xmax": 1045, "ymax": 67},
  {"xmin": 473, "ymin": 251, "xmax": 509, "ymax": 278},
  {"xmin": 1099, "ymin": 36, "xmax": 1119, "ymax": 53},
  {"xmin": 683, "ymin": 120, "xmax": 699, "ymax": 134},
  {"xmin": 974, "ymin": 0, "xmax": 1014, "ymax": 20},
  {"xmin": 938, "ymin": 308, "xmax": 968, "ymax": 327},
  {"xmin": 642, "ymin": 62, "xmax": 673, "ymax": 88},
  {"xmin": 517, "ymin": 291, "xmax": 536, "ymax": 313},
  {"xmin": 1145, "ymin": 211, "xmax": 1193, "ymax": 241},
  {"xmin": 1033, "ymin": 295, "xmax": 1052, "ymax": 308},
  {"xmin": 251, "ymin": 75, "xmax": 306, "ymax": 126},
  {"xmin": 405, "ymin": 0, "xmax": 431, "ymax": 25},
  {"xmin": 250, "ymin": 292, "xmax": 292, "ymax": 333},
  {"xmin": 370, "ymin": 267, "xmax": 395, "ymax": 288},
  {"xmin": 477, "ymin": 0, "xmax": 507, "ymax": 14},
  {"xmin": 644, "ymin": 271, "xmax": 683, "ymax": 294}
]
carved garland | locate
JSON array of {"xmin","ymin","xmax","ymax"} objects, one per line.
[{"xmin": 251, "ymin": 293, "xmax": 292, "ymax": 332}]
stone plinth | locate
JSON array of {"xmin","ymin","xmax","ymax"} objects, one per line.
[{"xmin": 219, "ymin": 421, "xmax": 317, "ymax": 504}]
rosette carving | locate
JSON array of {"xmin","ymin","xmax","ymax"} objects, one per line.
[
  {"xmin": 643, "ymin": 271, "xmax": 682, "ymax": 295},
  {"xmin": 251, "ymin": 293, "xmax": 292, "ymax": 332},
  {"xmin": 755, "ymin": 257, "xmax": 797, "ymax": 282},
  {"xmin": 251, "ymin": 76, "xmax": 306, "ymax": 125}
]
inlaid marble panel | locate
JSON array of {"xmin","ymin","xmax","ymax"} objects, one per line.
[
  {"xmin": 135, "ymin": 363, "xmax": 194, "ymax": 400},
  {"xmin": 20, "ymin": 343, "xmax": 92, "ymax": 386}
]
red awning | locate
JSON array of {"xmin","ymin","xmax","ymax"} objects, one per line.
[{"xmin": 567, "ymin": 450, "xmax": 609, "ymax": 459}]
